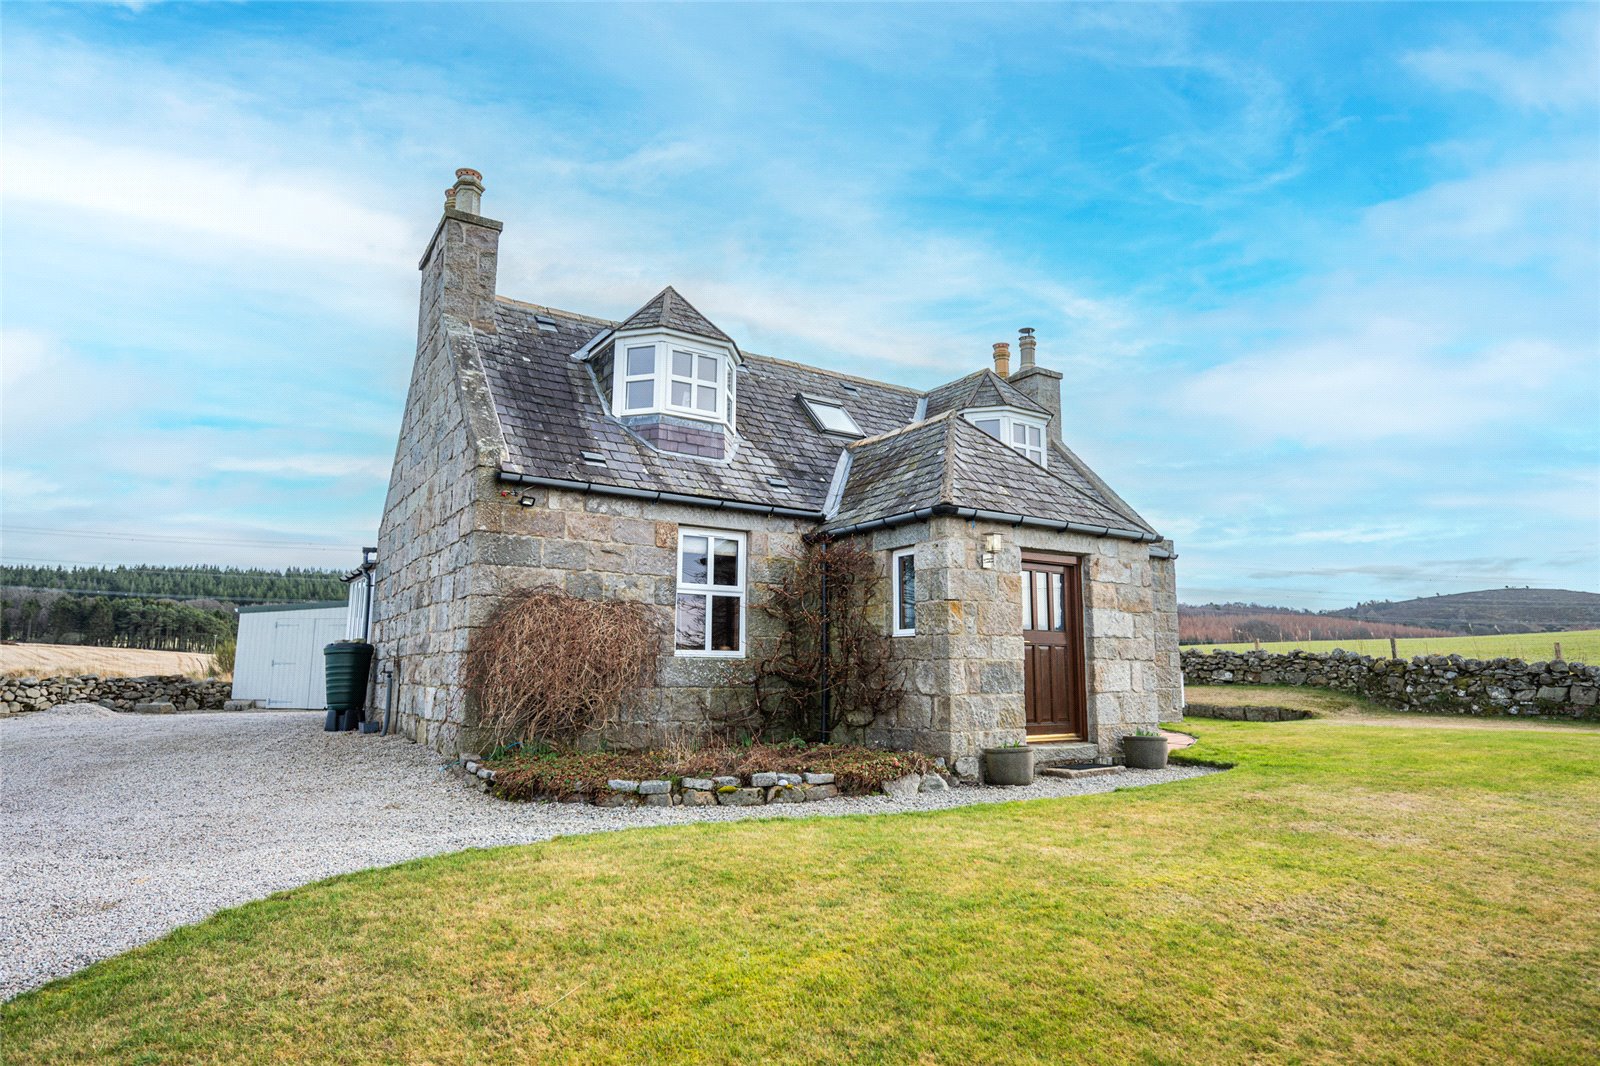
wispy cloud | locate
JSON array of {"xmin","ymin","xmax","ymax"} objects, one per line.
[
  {"xmin": 0, "ymin": 3, "xmax": 1594, "ymax": 607},
  {"xmin": 1405, "ymin": 8, "xmax": 1600, "ymax": 111}
]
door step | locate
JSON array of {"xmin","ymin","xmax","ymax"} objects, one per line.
[
  {"xmin": 1027, "ymin": 741, "xmax": 1102, "ymax": 768},
  {"xmin": 1040, "ymin": 763, "xmax": 1126, "ymax": 781}
]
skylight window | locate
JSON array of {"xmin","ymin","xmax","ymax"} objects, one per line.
[{"xmin": 801, "ymin": 396, "xmax": 864, "ymax": 437}]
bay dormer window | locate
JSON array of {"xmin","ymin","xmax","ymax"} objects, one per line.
[
  {"xmin": 611, "ymin": 331, "xmax": 737, "ymax": 427},
  {"xmin": 965, "ymin": 407, "xmax": 1047, "ymax": 467}
]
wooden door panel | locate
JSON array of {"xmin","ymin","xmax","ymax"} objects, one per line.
[{"xmin": 1021, "ymin": 553, "xmax": 1087, "ymax": 740}]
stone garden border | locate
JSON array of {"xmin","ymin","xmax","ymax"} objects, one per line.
[{"xmin": 458, "ymin": 758, "xmax": 953, "ymax": 806}]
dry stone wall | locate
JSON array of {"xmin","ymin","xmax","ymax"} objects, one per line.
[
  {"xmin": 0, "ymin": 675, "xmax": 232, "ymax": 715},
  {"xmin": 1182, "ymin": 649, "xmax": 1598, "ymax": 719}
]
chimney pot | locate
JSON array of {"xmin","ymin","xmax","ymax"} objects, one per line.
[
  {"xmin": 1018, "ymin": 327, "xmax": 1036, "ymax": 369},
  {"xmin": 992, "ymin": 341, "xmax": 1011, "ymax": 378},
  {"xmin": 450, "ymin": 168, "xmax": 485, "ymax": 215},
  {"xmin": 444, "ymin": 187, "xmax": 457, "ymax": 210}
]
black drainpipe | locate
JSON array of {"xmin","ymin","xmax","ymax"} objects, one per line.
[{"xmin": 815, "ymin": 535, "xmax": 831, "ymax": 744}]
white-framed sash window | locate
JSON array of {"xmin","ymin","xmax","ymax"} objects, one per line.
[
  {"xmin": 675, "ymin": 528, "xmax": 746, "ymax": 656},
  {"xmin": 620, "ymin": 343, "xmax": 659, "ymax": 412}
]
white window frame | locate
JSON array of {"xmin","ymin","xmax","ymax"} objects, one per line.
[
  {"xmin": 674, "ymin": 527, "xmax": 747, "ymax": 657},
  {"xmin": 618, "ymin": 342, "xmax": 660, "ymax": 414},
  {"xmin": 668, "ymin": 347, "xmax": 723, "ymax": 417},
  {"xmin": 963, "ymin": 407, "xmax": 1048, "ymax": 468},
  {"xmin": 890, "ymin": 547, "xmax": 916, "ymax": 637},
  {"xmin": 610, "ymin": 330, "xmax": 736, "ymax": 427}
]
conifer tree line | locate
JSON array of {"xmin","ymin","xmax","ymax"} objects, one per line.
[
  {"xmin": 0, "ymin": 591, "xmax": 235, "ymax": 652},
  {"xmin": 0, "ymin": 565, "xmax": 349, "ymax": 653},
  {"xmin": 0, "ymin": 564, "xmax": 347, "ymax": 603}
]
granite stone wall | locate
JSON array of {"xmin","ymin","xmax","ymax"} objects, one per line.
[
  {"xmin": 1182, "ymin": 649, "xmax": 1598, "ymax": 719},
  {"xmin": 863, "ymin": 517, "xmax": 1179, "ymax": 778},
  {"xmin": 463, "ymin": 486, "xmax": 815, "ymax": 752},
  {"xmin": 368, "ymin": 208, "xmax": 503, "ymax": 755}
]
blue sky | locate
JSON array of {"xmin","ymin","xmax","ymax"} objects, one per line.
[{"xmin": 1, "ymin": 2, "xmax": 1596, "ymax": 609}]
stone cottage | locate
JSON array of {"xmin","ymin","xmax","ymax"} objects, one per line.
[{"xmin": 368, "ymin": 169, "xmax": 1181, "ymax": 779}]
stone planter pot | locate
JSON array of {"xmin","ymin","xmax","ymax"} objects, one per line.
[
  {"xmin": 982, "ymin": 746, "xmax": 1035, "ymax": 786},
  {"xmin": 1122, "ymin": 734, "xmax": 1168, "ymax": 770}
]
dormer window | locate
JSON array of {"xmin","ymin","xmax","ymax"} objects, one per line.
[
  {"xmin": 612, "ymin": 332, "xmax": 737, "ymax": 426},
  {"xmin": 965, "ymin": 407, "xmax": 1047, "ymax": 467},
  {"xmin": 800, "ymin": 394, "xmax": 864, "ymax": 437}
]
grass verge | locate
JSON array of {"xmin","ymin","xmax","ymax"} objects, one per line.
[
  {"xmin": 4, "ymin": 712, "xmax": 1598, "ymax": 1064},
  {"xmin": 1186, "ymin": 627, "xmax": 1600, "ymax": 663}
]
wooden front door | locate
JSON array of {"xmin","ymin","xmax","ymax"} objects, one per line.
[{"xmin": 1021, "ymin": 552, "xmax": 1088, "ymax": 741}]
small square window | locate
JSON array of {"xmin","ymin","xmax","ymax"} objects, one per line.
[
  {"xmin": 626, "ymin": 346, "xmax": 656, "ymax": 377},
  {"xmin": 801, "ymin": 396, "xmax": 864, "ymax": 437},
  {"xmin": 625, "ymin": 380, "xmax": 655, "ymax": 409}
]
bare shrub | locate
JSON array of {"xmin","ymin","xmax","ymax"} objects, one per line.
[
  {"xmin": 739, "ymin": 536, "xmax": 904, "ymax": 742},
  {"xmin": 465, "ymin": 586, "xmax": 657, "ymax": 745}
]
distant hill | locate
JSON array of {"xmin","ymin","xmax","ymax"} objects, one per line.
[
  {"xmin": 1329, "ymin": 588, "xmax": 1600, "ymax": 635},
  {"xmin": 1178, "ymin": 603, "xmax": 1454, "ymax": 646}
]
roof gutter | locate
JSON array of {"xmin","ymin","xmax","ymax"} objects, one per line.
[
  {"xmin": 824, "ymin": 502, "xmax": 1162, "ymax": 544},
  {"xmin": 498, "ymin": 470, "xmax": 826, "ymax": 520},
  {"xmin": 500, "ymin": 470, "xmax": 1165, "ymax": 545}
]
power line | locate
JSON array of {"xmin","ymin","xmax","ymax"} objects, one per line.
[
  {"xmin": 0, "ymin": 558, "xmax": 347, "ymax": 576},
  {"xmin": 1, "ymin": 526, "xmax": 361, "ymax": 551},
  {"xmin": 0, "ymin": 587, "xmax": 331, "ymax": 605}
]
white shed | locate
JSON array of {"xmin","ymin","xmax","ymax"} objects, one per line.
[{"xmin": 232, "ymin": 602, "xmax": 348, "ymax": 710}]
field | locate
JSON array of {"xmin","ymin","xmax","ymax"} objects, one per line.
[
  {"xmin": 5, "ymin": 694, "xmax": 1597, "ymax": 1064},
  {"xmin": 0, "ymin": 642, "xmax": 217, "ymax": 679},
  {"xmin": 1186, "ymin": 627, "xmax": 1600, "ymax": 664}
]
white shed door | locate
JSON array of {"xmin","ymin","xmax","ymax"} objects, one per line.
[{"xmin": 268, "ymin": 620, "xmax": 305, "ymax": 708}]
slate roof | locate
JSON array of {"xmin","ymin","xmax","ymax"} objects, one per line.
[
  {"xmin": 615, "ymin": 286, "xmax": 736, "ymax": 347},
  {"xmin": 922, "ymin": 368, "xmax": 1048, "ymax": 418},
  {"xmin": 482, "ymin": 299, "xmax": 916, "ymax": 514},
  {"xmin": 824, "ymin": 414, "xmax": 1146, "ymax": 534},
  {"xmin": 473, "ymin": 291, "xmax": 1159, "ymax": 540}
]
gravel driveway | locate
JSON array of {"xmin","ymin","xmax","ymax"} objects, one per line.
[{"xmin": 0, "ymin": 708, "xmax": 1214, "ymax": 1000}]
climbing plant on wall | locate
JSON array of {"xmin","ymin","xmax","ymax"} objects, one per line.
[{"xmin": 743, "ymin": 536, "xmax": 905, "ymax": 743}]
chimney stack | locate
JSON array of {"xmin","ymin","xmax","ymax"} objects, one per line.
[
  {"xmin": 418, "ymin": 167, "xmax": 502, "ymax": 335},
  {"xmin": 1006, "ymin": 327, "xmax": 1064, "ymax": 444},
  {"xmin": 450, "ymin": 168, "xmax": 484, "ymax": 215},
  {"xmin": 1018, "ymin": 327, "xmax": 1036, "ymax": 369},
  {"xmin": 992, "ymin": 341, "xmax": 1011, "ymax": 378}
]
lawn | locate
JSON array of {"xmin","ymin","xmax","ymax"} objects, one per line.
[
  {"xmin": 1186, "ymin": 627, "xmax": 1599, "ymax": 663},
  {"xmin": 5, "ymin": 706, "xmax": 1598, "ymax": 1064}
]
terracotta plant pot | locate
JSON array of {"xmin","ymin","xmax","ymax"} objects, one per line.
[
  {"xmin": 982, "ymin": 746, "xmax": 1035, "ymax": 786},
  {"xmin": 1122, "ymin": 734, "xmax": 1168, "ymax": 770}
]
